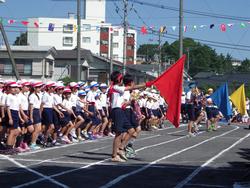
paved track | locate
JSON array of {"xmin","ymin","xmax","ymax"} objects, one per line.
[{"xmin": 0, "ymin": 123, "xmax": 250, "ymax": 188}]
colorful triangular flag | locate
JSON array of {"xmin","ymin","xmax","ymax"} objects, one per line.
[
  {"xmin": 8, "ymin": 19, "xmax": 15, "ymax": 24},
  {"xmin": 184, "ymin": 26, "xmax": 187, "ymax": 32},
  {"xmin": 193, "ymin": 25, "xmax": 197, "ymax": 31},
  {"xmin": 34, "ymin": 21, "xmax": 39, "ymax": 28},
  {"xmin": 240, "ymin": 22, "xmax": 246, "ymax": 28},
  {"xmin": 172, "ymin": 26, "xmax": 176, "ymax": 31},
  {"xmin": 21, "ymin": 21, "xmax": 29, "ymax": 26},
  {"xmin": 210, "ymin": 24, "xmax": 215, "ymax": 29},
  {"xmin": 221, "ymin": 24, "xmax": 226, "ymax": 32},
  {"xmin": 48, "ymin": 23, "xmax": 55, "ymax": 31},
  {"xmin": 141, "ymin": 26, "xmax": 148, "ymax": 34}
]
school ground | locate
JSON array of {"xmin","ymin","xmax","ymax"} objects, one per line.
[{"xmin": 0, "ymin": 123, "xmax": 250, "ymax": 188}]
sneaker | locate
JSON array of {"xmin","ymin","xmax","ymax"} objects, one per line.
[
  {"xmin": 29, "ymin": 143, "xmax": 41, "ymax": 150},
  {"xmin": 118, "ymin": 150, "xmax": 128, "ymax": 161},
  {"xmin": 111, "ymin": 155, "xmax": 126, "ymax": 162},
  {"xmin": 82, "ymin": 131, "xmax": 89, "ymax": 139},
  {"xmin": 78, "ymin": 136, "xmax": 85, "ymax": 142},
  {"xmin": 152, "ymin": 126, "xmax": 159, "ymax": 130},
  {"xmin": 17, "ymin": 146, "xmax": 26, "ymax": 153},
  {"xmin": 52, "ymin": 140, "xmax": 62, "ymax": 146},
  {"xmin": 71, "ymin": 137, "xmax": 79, "ymax": 143},
  {"xmin": 70, "ymin": 128, "xmax": 77, "ymax": 139},
  {"xmin": 21, "ymin": 143, "xmax": 30, "ymax": 152},
  {"xmin": 61, "ymin": 136, "xmax": 72, "ymax": 144},
  {"xmin": 188, "ymin": 132, "xmax": 196, "ymax": 137},
  {"xmin": 88, "ymin": 134, "xmax": 96, "ymax": 140},
  {"xmin": 108, "ymin": 132, "xmax": 115, "ymax": 137}
]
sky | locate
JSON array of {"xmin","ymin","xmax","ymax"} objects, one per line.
[{"xmin": 0, "ymin": 0, "xmax": 250, "ymax": 60}]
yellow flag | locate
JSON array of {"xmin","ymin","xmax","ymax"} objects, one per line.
[{"xmin": 230, "ymin": 84, "xmax": 246, "ymax": 115}]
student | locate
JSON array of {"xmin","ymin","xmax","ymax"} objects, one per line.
[
  {"xmin": 41, "ymin": 81, "xmax": 57, "ymax": 146},
  {"xmin": 99, "ymin": 83, "xmax": 109, "ymax": 136},
  {"xmin": 17, "ymin": 81, "xmax": 34, "ymax": 152},
  {"xmin": 76, "ymin": 90, "xmax": 92, "ymax": 140},
  {"xmin": 5, "ymin": 82, "xmax": 22, "ymax": 152},
  {"xmin": 29, "ymin": 81, "xmax": 43, "ymax": 150},
  {"xmin": 69, "ymin": 82, "xmax": 79, "ymax": 139},
  {"xmin": 86, "ymin": 81, "xmax": 102, "ymax": 139},
  {"xmin": 109, "ymin": 71, "xmax": 153, "ymax": 162}
]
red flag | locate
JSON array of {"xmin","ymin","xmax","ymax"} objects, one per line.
[
  {"xmin": 220, "ymin": 24, "xmax": 226, "ymax": 32},
  {"xmin": 141, "ymin": 26, "xmax": 147, "ymax": 34},
  {"xmin": 8, "ymin": 19, "xmax": 15, "ymax": 24},
  {"xmin": 21, "ymin": 21, "xmax": 29, "ymax": 26},
  {"xmin": 153, "ymin": 55, "xmax": 186, "ymax": 128},
  {"xmin": 34, "ymin": 21, "xmax": 39, "ymax": 28}
]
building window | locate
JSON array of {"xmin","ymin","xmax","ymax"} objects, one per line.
[
  {"xmin": 24, "ymin": 63, "xmax": 32, "ymax": 75},
  {"xmin": 82, "ymin": 24, "xmax": 91, "ymax": 31},
  {"xmin": 82, "ymin": 37, "xmax": 91, "ymax": 43},
  {"xmin": 100, "ymin": 27, "xmax": 109, "ymax": 33},
  {"xmin": 127, "ymin": 45, "xmax": 133, "ymax": 50},
  {"xmin": 96, "ymin": 41, "xmax": 99, "ymax": 45},
  {"xmin": 100, "ymin": 40, "xmax": 108, "ymax": 45},
  {"xmin": 128, "ymin": 57, "xmax": 134, "ymax": 62},
  {"xmin": 4, "ymin": 64, "xmax": 12, "ymax": 74},
  {"xmin": 113, "ymin": 43, "xmax": 119, "ymax": 48},
  {"xmin": 100, "ymin": 53, "xmax": 108, "ymax": 58},
  {"xmin": 112, "ymin": 54, "xmax": 119, "ymax": 60},
  {"xmin": 63, "ymin": 24, "xmax": 74, "ymax": 33},
  {"xmin": 63, "ymin": 37, "xmax": 73, "ymax": 46},
  {"xmin": 113, "ymin": 30, "xmax": 119, "ymax": 36}
]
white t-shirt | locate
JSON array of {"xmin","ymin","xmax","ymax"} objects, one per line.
[
  {"xmin": 76, "ymin": 98, "xmax": 85, "ymax": 112},
  {"xmin": 70, "ymin": 92, "xmax": 78, "ymax": 107},
  {"xmin": 100, "ymin": 92, "xmax": 108, "ymax": 108},
  {"xmin": 151, "ymin": 101, "xmax": 159, "ymax": 110},
  {"xmin": 159, "ymin": 96, "xmax": 165, "ymax": 106},
  {"xmin": 42, "ymin": 92, "xmax": 54, "ymax": 108},
  {"xmin": 95, "ymin": 99, "xmax": 103, "ymax": 110},
  {"xmin": 29, "ymin": 93, "xmax": 42, "ymax": 109},
  {"xmin": 181, "ymin": 95, "xmax": 186, "ymax": 104},
  {"xmin": 138, "ymin": 98, "xmax": 146, "ymax": 108},
  {"xmin": 19, "ymin": 92, "xmax": 29, "ymax": 111},
  {"xmin": 62, "ymin": 99, "xmax": 73, "ymax": 111},
  {"xmin": 53, "ymin": 94, "xmax": 63, "ymax": 110},
  {"xmin": 111, "ymin": 85, "xmax": 125, "ymax": 109},
  {"xmin": 123, "ymin": 90, "xmax": 131, "ymax": 109},
  {"xmin": 0, "ymin": 92, "xmax": 7, "ymax": 107},
  {"xmin": 145, "ymin": 100, "xmax": 153, "ymax": 109},
  {"xmin": 86, "ymin": 90, "xmax": 96, "ymax": 103},
  {"xmin": 246, "ymin": 99, "xmax": 249, "ymax": 110},
  {"xmin": 6, "ymin": 94, "xmax": 20, "ymax": 111}
]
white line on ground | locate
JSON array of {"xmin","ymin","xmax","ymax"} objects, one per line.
[
  {"xmin": 98, "ymin": 126, "xmax": 239, "ymax": 188},
  {"xmin": 13, "ymin": 126, "xmax": 209, "ymax": 187},
  {"xmin": 16, "ymin": 134, "xmax": 163, "ymax": 168},
  {"xmin": 174, "ymin": 132, "xmax": 250, "ymax": 188},
  {"xmin": 167, "ymin": 129, "xmax": 186, "ymax": 134},
  {"xmin": 0, "ymin": 154, "xmax": 69, "ymax": 188}
]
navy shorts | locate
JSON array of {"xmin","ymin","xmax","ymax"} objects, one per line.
[
  {"xmin": 186, "ymin": 104, "xmax": 196, "ymax": 121},
  {"xmin": 76, "ymin": 111, "xmax": 91, "ymax": 123},
  {"xmin": 124, "ymin": 108, "xmax": 139, "ymax": 128},
  {"xmin": 21, "ymin": 110, "xmax": 33, "ymax": 127},
  {"xmin": 88, "ymin": 105, "xmax": 101, "ymax": 126},
  {"xmin": 10, "ymin": 110, "xmax": 19, "ymax": 129},
  {"xmin": 206, "ymin": 107, "xmax": 220, "ymax": 120},
  {"xmin": 111, "ymin": 108, "xmax": 133, "ymax": 134},
  {"xmin": 146, "ymin": 108, "xmax": 152, "ymax": 118},
  {"xmin": 33, "ymin": 109, "xmax": 41, "ymax": 125},
  {"xmin": 42, "ymin": 108, "xmax": 54, "ymax": 126},
  {"xmin": 52, "ymin": 110, "xmax": 61, "ymax": 130},
  {"xmin": 71, "ymin": 106, "xmax": 77, "ymax": 121},
  {"xmin": 60, "ymin": 111, "xmax": 71, "ymax": 127}
]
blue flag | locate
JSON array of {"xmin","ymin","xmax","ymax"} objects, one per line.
[{"xmin": 211, "ymin": 83, "xmax": 232, "ymax": 120}]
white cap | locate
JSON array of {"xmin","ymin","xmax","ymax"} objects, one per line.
[
  {"xmin": 45, "ymin": 81, "xmax": 56, "ymax": 87},
  {"xmin": 90, "ymin": 81, "xmax": 99, "ymax": 88},
  {"xmin": 100, "ymin": 83, "xmax": 108, "ymax": 88},
  {"xmin": 69, "ymin": 82, "xmax": 78, "ymax": 87}
]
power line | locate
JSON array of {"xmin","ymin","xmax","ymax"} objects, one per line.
[{"xmin": 128, "ymin": 0, "xmax": 250, "ymax": 22}]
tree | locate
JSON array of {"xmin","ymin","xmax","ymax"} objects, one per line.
[
  {"xmin": 14, "ymin": 32, "xmax": 27, "ymax": 45},
  {"xmin": 237, "ymin": 58, "xmax": 250, "ymax": 72},
  {"xmin": 137, "ymin": 44, "xmax": 159, "ymax": 63}
]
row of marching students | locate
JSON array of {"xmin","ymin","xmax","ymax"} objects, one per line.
[
  {"xmin": 0, "ymin": 79, "xmax": 112, "ymax": 155},
  {"xmin": 182, "ymin": 85, "xmax": 223, "ymax": 137}
]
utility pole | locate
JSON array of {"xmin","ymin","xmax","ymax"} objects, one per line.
[
  {"xmin": 0, "ymin": 22, "xmax": 20, "ymax": 80},
  {"xmin": 158, "ymin": 31, "xmax": 162, "ymax": 76},
  {"xmin": 123, "ymin": 0, "xmax": 128, "ymax": 75},
  {"xmin": 77, "ymin": 0, "xmax": 81, "ymax": 81},
  {"xmin": 110, "ymin": 33, "xmax": 114, "ymax": 76},
  {"xmin": 179, "ymin": 0, "xmax": 183, "ymax": 58}
]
